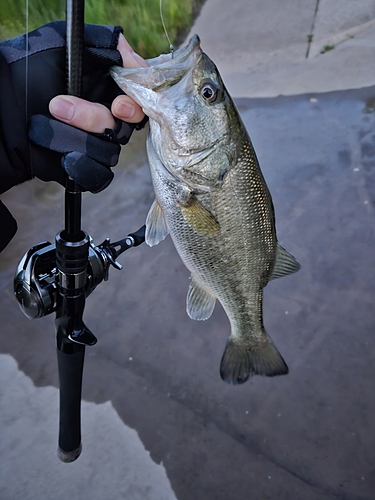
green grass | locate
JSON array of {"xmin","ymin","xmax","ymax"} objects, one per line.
[
  {"xmin": 0, "ymin": 0, "xmax": 196, "ymax": 58},
  {"xmin": 320, "ymin": 44, "xmax": 335, "ymax": 54}
]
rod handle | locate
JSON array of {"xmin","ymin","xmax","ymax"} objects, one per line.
[{"xmin": 56, "ymin": 344, "xmax": 85, "ymax": 462}]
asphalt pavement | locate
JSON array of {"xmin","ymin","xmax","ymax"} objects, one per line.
[{"xmin": 1, "ymin": 1, "xmax": 375, "ymax": 499}]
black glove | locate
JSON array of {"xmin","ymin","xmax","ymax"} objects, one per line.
[
  {"xmin": 0, "ymin": 21, "xmax": 145, "ymax": 194},
  {"xmin": 28, "ymin": 114, "xmax": 138, "ymax": 193}
]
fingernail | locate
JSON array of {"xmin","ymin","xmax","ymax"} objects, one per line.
[
  {"xmin": 49, "ymin": 97, "xmax": 75, "ymax": 120},
  {"xmin": 115, "ymin": 102, "xmax": 135, "ymax": 119}
]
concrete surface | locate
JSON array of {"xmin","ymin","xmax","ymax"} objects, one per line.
[
  {"xmin": 1, "ymin": 1, "xmax": 375, "ymax": 499},
  {"xmin": 0, "ymin": 355, "xmax": 177, "ymax": 500},
  {"xmin": 187, "ymin": 0, "xmax": 375, "ymax": 97}
]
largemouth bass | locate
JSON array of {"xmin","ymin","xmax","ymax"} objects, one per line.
[{"xmin": 111, "ymin": 36, "xmax": 300, "ymax": 385}]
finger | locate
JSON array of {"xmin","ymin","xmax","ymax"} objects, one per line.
[
  {"xmin": 111, "ymin": 95, "xmax": 145, "ymax": 123},
  {"xmin": 113, "ymin": 35, "xmax": 148, "ymax": 123},
  {"xmin": 117, "ymin": 33, "xmax": 149, "ymax": 68},
  {"xmin": 49, "ymin": 96, "xmax": 116, "ymax": 133}
]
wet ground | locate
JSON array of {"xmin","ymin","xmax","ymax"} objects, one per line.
[{"xmin": 1, "ymin": 86, "xmax": 375, "ymax": 499}]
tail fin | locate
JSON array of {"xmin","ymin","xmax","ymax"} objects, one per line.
[{"xmin": 220, "ymin": 334, "xmax": 288, "ymax": 385}]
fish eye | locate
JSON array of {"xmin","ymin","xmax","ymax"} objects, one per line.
[{"xmin": 200, "ymin": 79, "xmax": 222, "ymax": 104}]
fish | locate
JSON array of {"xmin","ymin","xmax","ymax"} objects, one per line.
[{"xmin": 110, "ymin": 35, "xmax": 300, "ymax": 385}]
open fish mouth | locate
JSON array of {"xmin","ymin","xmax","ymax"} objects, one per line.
[
  {"xmin": 111, "ymin": 35, "xmax": 202, "ymax": 92},
  {"xmin": 146, "ymin": 34, "xmax": 201, "ymax": 66}
]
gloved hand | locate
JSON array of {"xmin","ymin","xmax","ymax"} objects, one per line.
[
  {"xmin": 0, "ymin": 21, "xmax": 147, "ymax": 194},
  {"xmin": 28, "ymin": 109, "xmax": 144, "ymax": 193}
]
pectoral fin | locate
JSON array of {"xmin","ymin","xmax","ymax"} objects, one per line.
[
  {"xmin": 179, "ymin": 198, "xmax": 220, "ymax": 237},
  {"xmin": 145, "ymin": 199, "xmax": 169, "ymax": 246},
  {"xmin": 270, "ymin": 244, "xmax": 300, "ymax": 280},
  {"xmin": 186, "ymin": 277, "xmax": 216, "ymax": 321}
]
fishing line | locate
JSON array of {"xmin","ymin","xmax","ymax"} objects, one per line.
[
  {"xmin": 159, "ymin": 0, "xmax": 174, "ymax": 57},
  {"xmin": 24, "ymin": 0, "xmax": 34, "ymax": 182},
  {"xmin": 24, "ymin": 0, "xmax": 38, "ymax": 229},
  {"xmin": 25, "ymin": 0, "xmax": 29, "ymax": 135}
]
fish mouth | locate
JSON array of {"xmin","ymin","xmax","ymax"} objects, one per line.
[
  {"xmin": 111, "ymin": 35, "xmax": 202, "ymax": 92},
  {"xmin": 146, "ymin": 34, "xmax": 201, "ymax": 68}
]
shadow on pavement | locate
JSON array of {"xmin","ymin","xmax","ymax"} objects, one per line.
[{"xmin": 1, "ymin": 86, "xmax": 374, "ymax": 499}]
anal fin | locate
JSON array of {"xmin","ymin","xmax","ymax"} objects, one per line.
[
  {"xmin": 270, "ymin": 244, "xmax": 300, "ymax": 280},
  {"xmin": 145, "ymin": 199, "xmax": 169, "ymax": 247},
  {"xmin": 186, "ymin": 277, "xmax": 216, "ymax": 321}
]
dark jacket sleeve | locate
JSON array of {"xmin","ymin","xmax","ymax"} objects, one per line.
[
  {"xmin": 0, "ymin": 22, "xmax": 129, "ymax": 251},
  {"xmin": 0, "ymin": 51, "xmax": 33, "ymax": 194},
  {"xmin": 0, "ymin": 51, "xmax": 29, "ymax": 250},
  {"xmin": 0, "ymin": 32, "xmax": 67, "ymax": 249}
]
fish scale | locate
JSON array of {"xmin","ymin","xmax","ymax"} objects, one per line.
[{"xmin": 111, "ymin": 35, "xmax": 300, "ymax": 384}]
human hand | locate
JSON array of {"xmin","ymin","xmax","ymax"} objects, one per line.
[
  {"xmin": 49, "ymin": 34, "xmax": 148, "ymax": 132},
  {"xmin": 0, "ymin": 21, "xmax": 149, "ymax": 194}
]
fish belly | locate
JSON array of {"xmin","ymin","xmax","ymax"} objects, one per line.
[{"xmin": 154, "ymin": 143, "xmax": 275, "ymax": 326}]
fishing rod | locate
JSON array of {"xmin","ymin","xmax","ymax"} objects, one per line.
[{"xmin": 14, "ymin": 0, "xmax": 145, "ymax": 462}]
